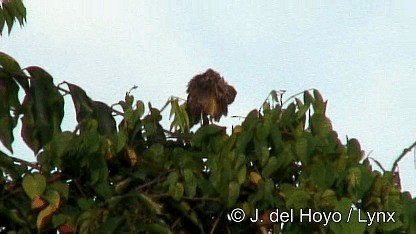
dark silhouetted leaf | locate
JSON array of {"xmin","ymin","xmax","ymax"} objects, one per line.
[{"xmin": 21, "ymin": 66, "xmax": 64, "ymax": 153}]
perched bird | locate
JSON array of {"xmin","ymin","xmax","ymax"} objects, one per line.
[{"xmin": 186, "ymin": 69, "xmax": 237, "ymax": 126}]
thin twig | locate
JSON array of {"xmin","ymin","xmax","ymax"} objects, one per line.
[
  {"xmin": 136, "ymin": 169, "xmax": 175, "ymax": 191},
  {"xmin": 149, "ymin": 193, "xmax": 222, "ymax": 202},
  {"xmin": 391, "ymin": 140, "xmax": 416, "ymax": 172},
  {"xmin": 73, "ymin": 179, "xmax": 87, "ymax": 197},
  {"xmin": 282, "ymin": 88, "xmax": 315, "ymax": 106},
  {"xmin": 9, "ymin": 156, "xmax": 40, "ymax": 170},
  {"xmin": 171, "ymin": 217, "xmax": 182, "ymax": 230},
  {"xmin": 210, "ymin": 211, "xmax": 223, "ymax": 234},
  {"xmin": 368, "ymin": 157, "xmax": 386, "ymax": 172}
]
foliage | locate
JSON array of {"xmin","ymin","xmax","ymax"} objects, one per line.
[
  {"xmin": 0, "ymin": 0, "xmax": 26, "ymax": 35},
  {"xmin": 0, "ymin": 51, "xmax": 415, "ymax": 234}
]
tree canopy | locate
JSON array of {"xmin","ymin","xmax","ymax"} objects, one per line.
[
  {"xmin": 1, "ymin": 51, "xmax": 415, "ymax": 233},
  {"xmin": 1, "ymin": 3, "xmax": 416, "ymax": 232}
]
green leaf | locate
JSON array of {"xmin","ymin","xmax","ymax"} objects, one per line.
[
  {"xmin": 22, "ymin": 173, "xmax": 46, "ymax": 199},
  {"xmin": 49, "ymin": 182, "xmax": 69, "ymax": 200},
  {"xmin": 136, "ymin": 100, "xmax": 145, "ymax": 117},
  {"xmin": 237, "ymin": 166, "xmax": 247, "ymax": 185},
  {"xmin": 43, "ymin": 189, "xmax": 60, "ymax": 209},
  {"xmin": 67, "ymin": 83, "xmax": 116, "ymax": 136},
  {"xmin": 94, "ymin": 182, "xmax": 112, "ymax": 199},
  {"xmin": 38, "ymin": 131, "xmax": 74, "ymax": 172},
  {"xmin": 304, "ymin": 90, "xmax": 314, "ymax": 105},
  {"xmin": 21, "ymin": 66, "xmax": 64, "ymax": 153},
  {"xmin": 0, "ymin": 150, "xmax": 20, "ymax": 179},
  {"xmin": 310, "ymin": 113, "xmax": 332, "ymax": 137},
  {"xmin": 0, "ymin": 10, "xmax": 5, "ymax": 34},
  {"xmin": 183, "ymin": 169, "xmax": 196, "ymax": 197},
  {"xmin": 67, "ymin": 82, "xmax": 94, "ymax": 123},
  {"xmin": 262, "ymin": 156, "xmax": 278, "ymax": 178},
  {"xmin": 137, "ymin": 193, "xmax": 163, "ymax": 215},
  {"xmin": 3, "ymin": 5, "xmax": 14, "ymax": 35},
  {"xmin": 227, "ymin": 181, "xmax": 240, "ymax": 207},
  {"xmin": 286, "ymin": 189, "xmax": 310, "ymax": 211},
  {"xmin": 191, "ymin": 125, "xmax": 226, "ymax": 148},
  {"xmin": 310, "ymin": 160, "xmax": 336, "ymax": 190},
  {"xmin": 169, "ymin": 182, "xmax": 184, "ymax": 201},
  {"xmin": 138, "ymin": 224, "xmax": 172, "ymax": 234},
  {"xmin": 259, "ymin": 145, "xmax": 270, "ymax": 168},
  {"xmin": 52, "ymin": 213, "xmax": 69, "ymax": 228},
  {"xmin": 77, "ymin": 198, "xmax": 94, "ymax": 210},
  {"xmin": 312, "ymin": 89, "xmax": 327, "ymax": 114},
  {"xmin": 347, "ymin": 138, "xmax": 363, "ymax": 162},
  {"xmin": 295, "ymin": 137, "xmax": 308, "ymax": 164},
  {"xmin": 0, "ymin": 51, "xmax": 21, "ymax": 73},
  {"xmin": 329, "ymin": 198, "xmax": 366, "ymax": 234},
  {"xmin": 92, "ymin": 101, "xmax": 116, "ymax": 136},
  {"xmin": 0, "ymin": 75, "xmax": 20, "ymax": 152}
]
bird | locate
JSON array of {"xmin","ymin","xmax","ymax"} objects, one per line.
[{"xmin": 186, "ymin": 69, "xmax": 237, "ymax": 126}]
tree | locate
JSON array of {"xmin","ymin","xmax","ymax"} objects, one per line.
[{"xmin": 1, "ymin": 51, "xmax": 415, "ymax": 233}]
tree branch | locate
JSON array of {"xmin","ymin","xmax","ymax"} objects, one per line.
[
  {"xmin": 10, "ymin": 156, "xmax": 40, "ymax": 170},
  {"xmin": 210, "ymin": 211, "xmax": 223, "ymax": 234},
  {"xmin": 391, "ymin": 140, "xmax": 416, "ymax": 172}
]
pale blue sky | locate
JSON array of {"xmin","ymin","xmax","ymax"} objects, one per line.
[{"xmin": 1, "ymin": 1, "xmax": 415, "ymax": 195}]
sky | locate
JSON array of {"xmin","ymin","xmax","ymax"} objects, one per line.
[{"xmin": 1, "ymin": 1, "xmax": 415, "ymax": 195}]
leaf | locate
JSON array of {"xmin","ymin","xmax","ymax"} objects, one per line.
[
  {"xmin": 0, "ymin": 150, "xmax": 20, "ymax": 179},
  {"xmin": 0, "ymin": 71, "xmax": 20, "ymax": 152},
  {"xmin": 31, "ymin": 195, "xmax": 47, "ymax": 210},
  {"xmin": 169, "ymin": 182, "xmax": 184, "ymax": 201},
  {"xmin": 310, "ymin": 113, "xmax": 332, "ymax": 137},
  {"xmin": 318, "ymin": 189, "xmax": 337, "ymax": 210},
  {"xmin": 37, "ymin": 205, "xmax": 57, "ymax": 230},
  {"xmin": 92, "ymin": 101, "xmax": 117, "ymax": 136},
  {"xmin": 21, "ymin": 66, "xmax": 64, "ymax": 153},
  {"xmin": 3, "ymin": 5, "xmax": 14, "ymax": 35},
  {"xmin": 237, "ymin": 166, "xmax": 247, "ymax": 185},
  {"xmin": 0, "ymin": 67, "xmax": 20, "ymax": 153},
  {"xmin": 22, "ymin": 173, "xmax": 46, "ymax": 199},
  {"xmin": 286, "ymin": 189, "xmax": 311, "ymax": 211},
  {"xmin": 94, "ymin": 182, "xmax": 112, "ymax": 199},
  {"xmin": 310, "ymin": 160, "xmax": 336, "ymax": 190},
  {"xmin": 183, "ymin": 169, "xmax": 196, "ymax": 197},
  {"xmin": 347, "ymin": 138, "xmax": 363, "ymax": 162},
  {"xmin": 77, "ymin": 198, "xmax": 94, "ymax": 210},
  {"xmin": 249, "ymin": 171, "xmax": 262, "ymax": 186},
  {"xmin": 312, "ymin": 89, "xmax": 327, "ymax": 114},
  {"xmin": 191, "ymin": 125, "xmax": 226, "ymax": 148},
  {"xmin": 138, "ymin": 224, "xmax": 172, "ymax": 234},
  {"xmin": 38, "ymin": 131, "xmax": 74, "ymax": 171},
  {"xmin": 49, "ymin": 182, "xmax": 69, "ymax": 200},
  {"xmin": 67, "ymin": 83, "xmax": 116, "ymax": 136},
  {"xmin": 137, "ymin": 193, "xmax": 163, "ymax": 215},
  {"xmin": 262, "ymin": 156, "xmax": 279, "ymax": 178},
  {"xmin": 58, "ymin": 224, "xmax": 76, "ymax": 233},
  {"xmin": 0, "ymin": 51, "xmax": 21, "ymax": 73},
  {"xmin": 0, "ymin": 10, "xmax": 5, "ymax": 35},
  {"xmin": 227, "ymin": 181, "xmax": 240, "ymax": 208},
  {"xmin": 295, "ymin": 137, "xmax": 308, "ymax": 164},
  {"xmin": 52, "ymin": 213, "xmax": 68, "ymax": 227},
  {"xmin": 259, "ymin": 145, "xmax": 270, "ymax": 168},
  {"xmin": 43, "ymin": 189, "xmax": 61, "ymax": 209},
  {"xmin": 67, "ymin": 82, "xmax": 94, "ymax": 124},
  {"xmin": 329, "ymin": 198, "xmax": 366, "ymax": 234}
]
